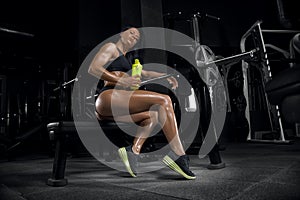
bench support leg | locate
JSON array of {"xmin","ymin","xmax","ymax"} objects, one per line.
[
  {"xmin": 207, "ymin": 144, "xmax": 226, "ymax": 169},
  {"xmin": 47, "ymin": 137, "xmax": 68, "ymax": 186}
]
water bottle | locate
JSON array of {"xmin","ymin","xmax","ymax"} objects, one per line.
[{"xmin": 131, "ymin": 59, "xmax": 143, "ymax": 90}]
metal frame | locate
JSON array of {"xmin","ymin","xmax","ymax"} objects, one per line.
[{"xmin": 240, "ymin": 20, "xmax": 291, "ymax": 143}]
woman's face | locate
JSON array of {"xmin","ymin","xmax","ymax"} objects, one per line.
[{"xmin": 120, "ymin": 28, "xmax": 140, "ymax": 49}]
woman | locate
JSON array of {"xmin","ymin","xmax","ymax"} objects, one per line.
[{"xmin": 88, "ymin": 27, "xmax": 195, "ymax": 180}]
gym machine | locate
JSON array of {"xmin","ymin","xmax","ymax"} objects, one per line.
[{"xmin": 240, "ymin": 20, "xmax": 296, "ymax": 143}]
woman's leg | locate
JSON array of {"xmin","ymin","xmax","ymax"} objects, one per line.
[
  {"xmin": 132, "ymin": 111, "xmax": 158, "ymax": 154},
  {"xmin": 96, "ymin": 89, "xmax": 186, "ymax": 156}
]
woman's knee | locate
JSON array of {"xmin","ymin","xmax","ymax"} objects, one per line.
[
  {"xmin": 156, "ymin": 94, "xmax": 173, "ymax": 108},
  {"xmin": 139, "ymin": 111, "xmax": 159, "ymax": 127}
]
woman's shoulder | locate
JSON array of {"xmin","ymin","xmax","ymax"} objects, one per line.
[
  {"xmin": 102, "ymin": 42, "xmax": 117, "ymax": 51},
  {"xmin": 99, "ymin": 42, "xmax": 119, "ymax": 57}
]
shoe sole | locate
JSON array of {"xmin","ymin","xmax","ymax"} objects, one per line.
[
  {"xmin": 163, "ymin": 155, "xmax": 196, "ymax": 180},
  {"xmin": 118, "ymin": 147, "xmax": 137, "ymax": 177}
]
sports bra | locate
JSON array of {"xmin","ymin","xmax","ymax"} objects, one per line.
[{"xmin": 105, "ymin": 47, "xmax": 131, "ymax": 74}]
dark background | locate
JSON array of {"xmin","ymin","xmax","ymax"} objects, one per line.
[{"xmin": 0, "ymin": 0, "xmax": 299, "ymax": 155}]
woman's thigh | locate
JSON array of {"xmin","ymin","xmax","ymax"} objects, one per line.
[{"xmin": 96, "ymin": 89, "xmax": 168, "ymax": 116}]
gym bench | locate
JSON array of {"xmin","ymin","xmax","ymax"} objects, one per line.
[{"xmin": 46, "ymin": 120, "xmax": 133, "ymax": 187}]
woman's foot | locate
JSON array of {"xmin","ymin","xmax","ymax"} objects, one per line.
[
  {"xmin": 163, "ymin": 152, "xmax": 196, "ymax": 180},
  {"xmin": 118, "ymin": 146, "xmax": 139, "ymax": 177}
]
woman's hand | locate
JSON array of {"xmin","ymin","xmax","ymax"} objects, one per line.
[
  {"xmin": 118, "ymin": 75, "xmax": 141, "ymax": 88},
  {"xmin": 167, "ymin": 76, "xmax": 178, "ymax": 90}
]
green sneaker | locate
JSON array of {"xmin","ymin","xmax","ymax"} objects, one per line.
[
  {"xmin": 118, "ymin": 146, "xmax": 138, "ymax": 177},
  {"xmin": 163, "ymin": 152, "xmax": 196, "ymax": 180}
]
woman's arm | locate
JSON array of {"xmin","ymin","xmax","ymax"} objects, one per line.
[
  {"xmin": 141, "ymin": 70, "xmax": 166, "ymax": 79},
  {"xmin": 141, "ymin": 70, "xmax": 178, "ymax": 89},
  {"xmin": 88, "ymin": 43, "xmax": 140, "ymax": 87},
  {"xmin": 88, "ymin": 43, "xmax": 120, "ymax": 83}
]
